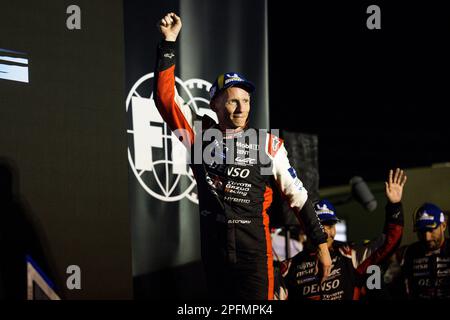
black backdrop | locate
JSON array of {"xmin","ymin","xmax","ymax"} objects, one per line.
[{"xmin": 268, "ymin": 0, "xmax": 450, "ymax": 187}]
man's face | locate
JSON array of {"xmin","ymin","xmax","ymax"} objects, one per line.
[
  {"xmin": 323, "ymin": 224, "xmax": 336, "ymax": 248},
  {"xmin": 211, "ymin": 87, "xmax": 250, "ymax": 130},
  {"xmin": 418, "ymin": 222, "xmax": 447, "ymax": 251}
]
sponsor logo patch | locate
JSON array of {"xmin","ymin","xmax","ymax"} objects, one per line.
[{"xmin": 288, "ymin": 167, "xmax": 297, "ymax": 179}]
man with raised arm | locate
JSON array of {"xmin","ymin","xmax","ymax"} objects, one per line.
[
  {"xmin": 154, "ymin": 12, "xmax": 331, "ymax": 300},
  {"xmin": 283, "ymin": 168, "xmax": 406, "ymax": 300}
]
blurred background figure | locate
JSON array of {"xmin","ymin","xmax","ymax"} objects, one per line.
[
  {"xmin": 0, "ymin": 158, "xmax": 30, "ymax": 299},
  {"xmin": 0, "ymin": 158, "xmax": 54, "ymax": 300},
  {"xmin": 282, "ymin": 168, "xmax": 406, "ymax": 300},
  {"xmin": 400, "ymin": 202, "xmax": 450, "ymax": 299}
]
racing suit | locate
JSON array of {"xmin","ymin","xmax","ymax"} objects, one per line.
[
  {"xmin": 401, "ymin": 239, "xmax": 450, "ymax": 299},
  {"xmin": 283, "ymin": 202, "xmax": 404, "ymax": 300},
  {"xmin": 154, "ymin": 40, "xmax": 327, "ymax": 300}
]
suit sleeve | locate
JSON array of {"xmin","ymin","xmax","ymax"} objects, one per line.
[
  {"xmin": 354, "ymin": 202, "xmax": 404, "ymax": 275},
  {"xmin": 153, "ymin": 40, "xmax": 196, "ymax": 148},
  {"xmin": 268, "ymin": 134, "xmax": 327, "ymax": 246}
]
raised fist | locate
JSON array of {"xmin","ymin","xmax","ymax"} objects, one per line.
[{"xmin": 158, "ymin": 12, "xmax": 182, "ymax": 42}]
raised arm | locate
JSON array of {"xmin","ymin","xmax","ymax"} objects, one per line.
[
  {"xmin": 154, "ymin": 13, "xmax": 195, "ymax": 148},
  {"xmin": 353, "ymin": 168, "xmax": 406, "ymax": 275}
]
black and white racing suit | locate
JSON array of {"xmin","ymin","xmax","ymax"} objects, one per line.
[{"xmin": 154, "ymin": 40, "xmax": 327, "ymax": 299}]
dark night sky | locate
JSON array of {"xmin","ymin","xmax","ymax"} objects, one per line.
[{"xmin": 268, "ymin": 1, "xmax": 450, "ymax": 187}]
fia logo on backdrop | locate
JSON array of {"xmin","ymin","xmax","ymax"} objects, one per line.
[{"xmin": 126, "ymin": 74, "xmax": 217, "ymax": 204}]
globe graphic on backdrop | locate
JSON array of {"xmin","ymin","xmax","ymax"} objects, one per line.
[{"xmin": 126, "ymin": 73, "xmax": 217, "ymax": 204}]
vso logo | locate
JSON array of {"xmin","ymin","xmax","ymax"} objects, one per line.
[
  {"xmin": 126, "ymin": 73, "xmax": 217, "ymax": 203},
  {"xmin": 227, "ymin": 167, "xmax": 250, "ymax": 178}
]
